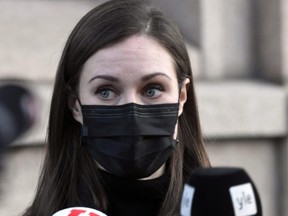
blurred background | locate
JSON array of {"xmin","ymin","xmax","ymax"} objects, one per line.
[{"xmin": 0, "ymin": 0, "xmax": 287, "ymax": 215}]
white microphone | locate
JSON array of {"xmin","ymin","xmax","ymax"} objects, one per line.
[{"xmin": 52, "ymin": 207, "xmax": 107, "ymax": 216}]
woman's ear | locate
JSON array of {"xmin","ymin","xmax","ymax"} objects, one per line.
[
  {"xmin": 68, "ymin": 95, "xmax": 83, "ymax": 124},
  {"xmin": 178, "ymin": 78, "xmax": 190, "ymax": 116}
]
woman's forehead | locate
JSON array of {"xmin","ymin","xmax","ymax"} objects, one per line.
[{"xmin": 81, "ymin": 35, "xmax": 177, "ymax": 80}]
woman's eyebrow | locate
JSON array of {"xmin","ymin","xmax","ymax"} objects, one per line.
[
  {"xmin": 89, "ymin": 75, "xmax": 120, "ymax": 83},
  {"xmin": 89, "ymin": 72, "xmax": 171, "ymax": 83},
  {"xmin": 141, "ymin": 72, "xmax": 172, "ymax": 81}
]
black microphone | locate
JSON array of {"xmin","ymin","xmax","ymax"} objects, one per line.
[
  {"xmin": 52, "ymin": 207, "xmax": 107, "ymax": 216},
  {"xmin": 180, "ymin": 167, "xmax": 262, "ymax": 216},
  {"xmin": 0, "ymin": 84, "xmax": 36, "ymax": 152}
]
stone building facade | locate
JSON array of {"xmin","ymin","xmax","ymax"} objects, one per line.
[{"xmin": 0, "ymin": 1, "xmax": 287, "ymax": 215}]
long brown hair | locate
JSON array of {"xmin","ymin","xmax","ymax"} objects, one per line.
[{"xmin": 23, "ymin": 0, "xmax": 210, "ymax": 215}]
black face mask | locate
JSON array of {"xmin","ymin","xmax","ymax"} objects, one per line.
[{"xmin": 81, "ymin": 103, "xmax": 179, "ymax": 179}]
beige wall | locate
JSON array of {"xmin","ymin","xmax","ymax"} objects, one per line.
[{"xmin": 0, "ymin": 1, "xmax": 287, "ymax": 216}]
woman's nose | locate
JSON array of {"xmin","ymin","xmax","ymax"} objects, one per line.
[{"xmin": 119, "ymin": 91, "xmax": 142, "ymax": 105}]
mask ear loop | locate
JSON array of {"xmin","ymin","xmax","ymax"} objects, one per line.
[
  {"xmin": 173, "ymin": 77, "xmax": 190, "ymax": 147},
  {"xmin": 172, "ymin": 91, "xmax": 180, "ymax": 147},
  {"xmin": 64, "ymin": 80, "xmax": 86, "ymax": 147},
  {"xmin": 73, "ymin": 93, "xmax": 89, "ymax": 147},
  {"xmin": 173, "ymin": 80, "xmax": 186, "ymax": 148},
  {"xmin": 72, "ymin": 90, "xmax": 82, "ymax": 107},
  {"xmin": 68, "ymin": 87, "xmax": 86, "ymax": 147}
]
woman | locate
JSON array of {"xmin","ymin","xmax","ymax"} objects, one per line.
[{"xmin": 24, "ymin": 0, "xmax": 210, "ymax": 215}]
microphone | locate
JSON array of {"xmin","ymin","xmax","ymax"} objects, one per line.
[
  {"xmin": 180, "ymin": 167, "xmax": 262, "ymax": 216},
  {"xmin": 52, "ymin": 207, "xmax": 107, "ymax": 216},
  {"xmin": 0, "ymin": 84, "xmax": 36, "ymax": 152}
]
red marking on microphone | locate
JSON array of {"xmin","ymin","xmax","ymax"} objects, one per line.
[
  {"xmin": 68, "ymin": 209, "xmax": 86, "ymax": 216},
  {"xmin": 89, "ymin": 213, "xmax": 100, "ymax": 216}
]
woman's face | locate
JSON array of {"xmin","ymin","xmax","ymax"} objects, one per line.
[
  {"xmin": 71, "ymin": 35, "xmax": 189, "ymax": 179},
  {"xmin": 72, "ymin": 35, "xmax": 189, "ymax": 121}
]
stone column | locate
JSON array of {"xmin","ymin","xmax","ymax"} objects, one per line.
[
  {"xmin": 253, "ymin": 0, "xmax": 283, "ymax": 83},
  {"xmin": 283, "ymin": 0, "xmax": 288, "ymax": 82},
  {"xmin": 201, "ymin": 0, "xmax": 254, "ymax": 79},
  {"xmin": 281, "ymin": 138, "xmax": 288, "ymax": 216},
  {"xmin": 154, "ymin": 0, "xmax": 202, "ymax": 78},
  {"xmin": 283, "ymin": 1, "xmax": 288, "ymax": 214}
]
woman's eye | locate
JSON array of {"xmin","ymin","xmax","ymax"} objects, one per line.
[
  {"xmin": 143, "ymin": 85, "xmax": 165, "ymax": 98},
  {"xmin": 95, "ymin": 87, "xmax": 117, "ymax": 100}
]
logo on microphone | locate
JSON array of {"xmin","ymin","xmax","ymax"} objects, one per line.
[
  {"xmin": 52, "ymin": 207, "xmax": 107, "ymax": 216},
  {"xmin": 180, "ymin": 184, "xmax": 195, "ymax": 216},
  {"xmin": 229, "ymin": 183, "xmax": 257, "ymax": 216}
]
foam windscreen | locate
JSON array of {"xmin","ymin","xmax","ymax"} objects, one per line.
[{"xmin": 180, "ymin": 167, "xmax": 262, "ymax": 216}]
